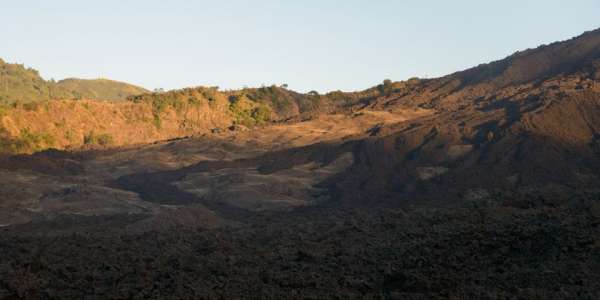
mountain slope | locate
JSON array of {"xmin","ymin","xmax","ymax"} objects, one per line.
[
  {"xmin": 0, "ymin": 59, "xmax": 148, "ymax": 104},
  {"xmin": 325, "ymin": 28, "xmax": 600, "ymax": 204},
  {"xmin": 1, "ymin": 29, "xmax": 600, "ymax": 298},
  {"xmin": 0, "ymin": 58, "xmax": 60, "ymax": 103},
  {"xmin": 109, "ymin": 28, "xmax": 600, "ymax": 211},
  {"xmin": 54, "ymin": 78, "xmax": 149, "ymax": 101}
]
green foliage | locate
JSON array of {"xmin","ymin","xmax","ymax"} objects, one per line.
[
  {"xmin": 201, "ymin": 88, "xmax": 218, "ymax": 107},
  {"xmin": 0, "ymin": 60, "xmax": 52, "ymax": 104},
  {"xmin": 64, "ymin": 130, "xmax": 76, "ymax": 143},
  {"xmin": 0, "ymin": 128, "xmax": 55, "ymax": 154},
  {"xmin": 188, "ymin": 96, "xmax": 202, "ymax": 106},
  {"xmin": 54, "ymin": 78, "xmax": 149, "ymax": 101},
  {"xmin": 84, "ymin": 131, "xmax": 114, "ymax": 146},
  {"xmin": 242, "ymin": 85, "xmax": 301, "ymax": 116},
  {"xmin": 228, "ymin": 94, "xmax": 271, "ymax": 126},
  {"xmin": 22, "ymin": 101, "xmax": 41, "ymax": 111},
  {"xmin": 128, "ymin": 86, "xmax": 220, "ymax": 129},
  {"xmin": 263, "ymin": 86, "xmax": 292, "ymax": 111},
  {"xmin": 0, "ymin": 104, "xmax": 8, "ymax": 118},
  {"xmin": 324, "ymin": 90, "xmax": 352, "ymax": 106},
  {"xmin": 298, "ymin": 93, "xmax": 322, "ymax": 112},
  {"xmin": 228, "ymin": 95, "xmax": 254, "ymax": 126},
  {"xmin": 251, "ymin": 105, "xmax": 272, "ymax": 125},
  {"xmin": 128, "ymin": 83, "xmax": 376, "ymax": 123},
  {"xmin": 0, "ymin": 59, "xmax": 149, "ymax": 105},
  {"xmin": 96, "ymin": 134, "xmax": 114, "ymax": 146},
  {"xmin": 83, "ymin": 132, "xmax": 94, "ymax": 145},
  {"xmin": 378, "ymin": 79, "xmax": 394, "ymax": 95},
  {"xmin": 130, "ymin": 93, "xmax": 170, "ymax": 129}
]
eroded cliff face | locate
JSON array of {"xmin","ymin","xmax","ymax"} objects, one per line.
[{"xmin": 0, "ymin": 97, "xmax": 233, "ymax": 154}]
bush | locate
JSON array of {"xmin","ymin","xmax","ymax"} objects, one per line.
[
  {"xmin": 229, "ymin": 97, "xmax": 254, "ymax": 126},
  {"xmin": 64, "ymin": 130, "xmax": 76, "ymax": 143},
  {"xmin": 378, "ymin": 79, "xmax": 394, "ymax": 95},
  {"xmin": 128, "ymin": 86, "xmax": 220, "ymax": 129},
  {"xmin": 96, "ymin": 134, "xmax": 114, "ymax": 146},
  {"xmin": 84, "ymin": 131, "xmax": 114, "ymax": 146},
  {"xmin": 228, "ymin": 94, "xmax": 271, "ymax": 126},
  {"xmin": 245, "ymin": 85, "xmax": 295, "ymax": 114},
  {"xmin": 324, "ymin": 90, "xmax": 352, "ymax": 106},
  {"xmin": 251, "ymin": 105, "xmax": 272, "ymax": 125},
  {"xmin": 188, "ymin": 96, "xmax": 202, "ymax": 106},
  {"xmin": 0, "ymin": 128, "xmax": 55, "ymax": 154}
]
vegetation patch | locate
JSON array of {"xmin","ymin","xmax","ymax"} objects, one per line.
[
  {"xmin": 228, "ymin": 94, "xmax": 272, "ymax": 126},
  {"xmin": 0, "ymin": 58, "xmax": 148, "ymax": 105},
  {"xmin": 0, "ymin": 104, "xmax": 9, "ymax": 118},
  {"xmin": 128, "ymin": 87, "xmax": 216, "ymax": 129},
  {"xmin": 84, "ymin": 131, "xmax": 114, "ymax": 146},
  {"xmin": 0, "ymin": 128, "xmax": 55, "ymax": 154}
]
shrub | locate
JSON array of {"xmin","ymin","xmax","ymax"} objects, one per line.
[
  {"xmin": 251, "ymin": 105, "xmax": 272, "ymax": 125},
  {"xmin": 22, "ymin": 102, "xmax": 41, "ymax": 111},
  {"xmin": 188, "ymin": 96, "xmax": 202, "ymax": 106},
  {"xmin": 84, "ymin": 131, "xmax": 114, "ymax": 146},
  {"xmin": 298, "ymin": 93, "xmax": 322, "ymax": 113},
  {"xmin": 96, "ymin": 134, "xmax": 114, "ymax": 146},
  {"xmin": 228, "ymin": 94, "xmax": 271, "ymax": 126},
  {"xmin": 378, "ymin": 79, "xmax": 394, "ymax": 95},
  {"xmin": 64, "ymin": 130, "xmax": 76, "ymax": 143},
  {"xmin": 0, "ymin": 128, "xmax": 55, "ymax": 154},
  {"xmin": 229, "ymin": 97, "xmax": 254, "ymax": 126},
  {"xmin": 128, "ymin": 86, "xmax": 221, "ymax": 128},
  {"xmin": 324, "ymin": 90, "xmax": 352, "ymax": 106}
]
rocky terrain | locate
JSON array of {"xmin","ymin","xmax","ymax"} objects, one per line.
[{"xmin": 0, "ymin": 29, "xmax": 599, "ymax": 299}]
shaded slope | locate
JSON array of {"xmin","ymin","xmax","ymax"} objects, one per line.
[
  {"xmin": 328, "ymin": 29, "xmax": 600, "ymax": 204},
  {"xmin": 108, "ymin": 29, "xmax": 600, "ymax": 211},
  {"xmin": 450, "ymin": 28, "xmax": 600, "ymax": 88}
]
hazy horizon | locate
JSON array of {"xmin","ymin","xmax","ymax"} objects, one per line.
[{"xmin": 2, "ymin": 0, "xmax": 599, "ymax": 93}]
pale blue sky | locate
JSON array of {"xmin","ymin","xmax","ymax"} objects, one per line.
[{"xmin": 1, "ymin": 1, "xmax": 598, "ymax": 92}]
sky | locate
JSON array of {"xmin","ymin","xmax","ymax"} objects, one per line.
[{"xmin": 1, "ymin": 0, "xmax": 599, "ymax": 93}]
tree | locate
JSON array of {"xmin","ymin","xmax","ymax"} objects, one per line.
[{"xmin": 378, "ymin": 79, "xmax": 393, "ymax": 95}]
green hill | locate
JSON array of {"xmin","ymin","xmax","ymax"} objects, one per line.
[
  {"xmin": 0, "ymin": 58, "xmax": 57, "ymax": 104},
  {"xmin": 55, "ymin": 78, "xmax": 149, "ymax": 101},
  {"xmin": 0, "ymin": 58, "xmax": 148, "ymax": 104}
]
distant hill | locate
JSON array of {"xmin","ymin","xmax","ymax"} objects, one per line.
[
  {"xmin": 55, "ymin": 78, "xmax": 149, "ymax": 101},
  {"xmin": 127, "ymin": 83, "xmax": 387, "ymax": 127},
  {"xmin": 0, "ymin": 58, "xmax": 148, "ymax": 104},
  {"xmin": 0, "ymin": 58, "xmax": 58, "ymax": 104}
]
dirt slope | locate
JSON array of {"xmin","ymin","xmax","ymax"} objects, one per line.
[{"xmin": 0, "ymin": 97, "xmax": 232, "ymax": 154}]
